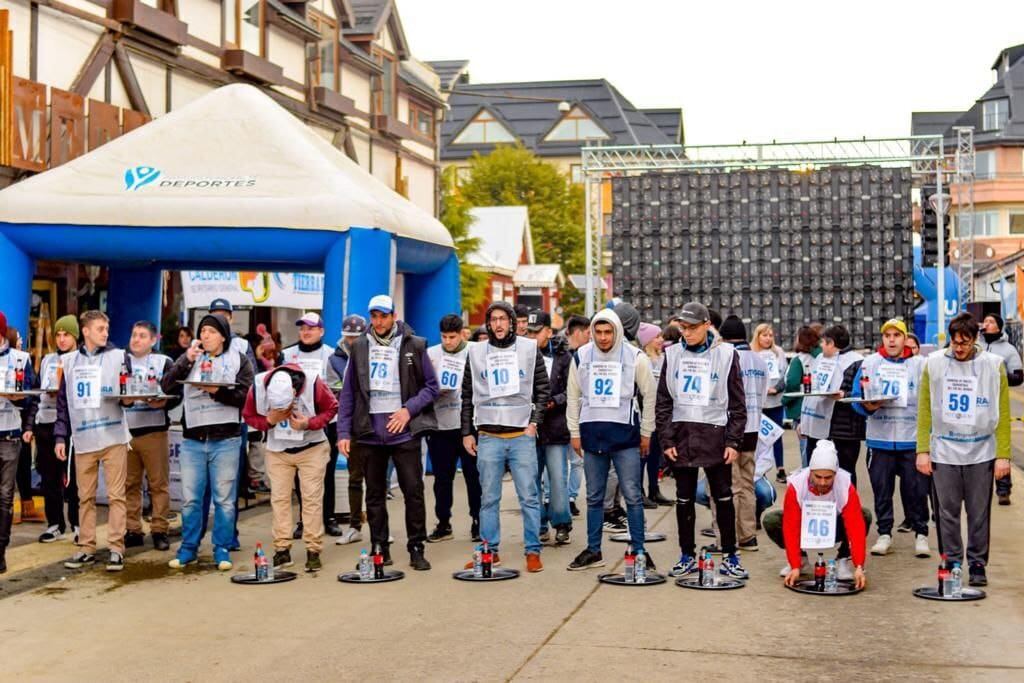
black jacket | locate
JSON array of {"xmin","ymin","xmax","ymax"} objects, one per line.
[
  {"xmin": 461, "ymin": 339, "xmax": 551, "ymax": 436},
  {"xmin": 539, "ymin": 336, "xmax": 571, "ymax": 445},
  {"xmin": 828, "ymin": 355, "xmax": 866, "ymax": 441},
  {"xmin": 161, "ymin": 347, "xmax": 254, "ymax": 442}
]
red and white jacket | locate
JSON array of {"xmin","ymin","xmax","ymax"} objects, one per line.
[{"xmin": 782, "ymin": 468, "xmax": 867, "ymax": 570}]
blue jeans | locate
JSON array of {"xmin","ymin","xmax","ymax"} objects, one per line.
[
  {"xmin": 537, "ymin": 443, "xmax": 572, "ymax": 532},
  {"xmin": 583, "ymin": 447, "xmax": 646, "ymax": 554},
  {"xmin": 697, "ymin": 475, "xmax": 776, "ymax": 519},
  {"xmin": 567, "ymin": 448, "xmax": 583, "ymax": 501},
  {"xmin": 179, "ymin": 437, "xmax": 241, "ymax": 562},
  {"xmin": 477, "ymin": 433, "xmax": 541, "ymax": 555}
]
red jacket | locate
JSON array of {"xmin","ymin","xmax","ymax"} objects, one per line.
[
  {"xmin": 782, "ymin": 479, "xmax": 867, "ymax": 570},
  {"xmin": 242, "ymin": 364, "xmax": 338, "ymax": 433}
]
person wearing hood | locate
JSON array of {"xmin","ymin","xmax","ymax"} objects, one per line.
[
  {"xmin": 329, "ymin": 314, "xmax": 368, "ymax": 545},
  {"xmin": 162, "ymin": 312, "xmax": 254, "ymax": 571},
  {"xmin": 979, "ymin": 313, "xmax": 1022, "ymax": 505},
  {"xmin": 850, "ymin": 318, "xmax": 930, "ymax": 559},
  {"xmin": 425, "ymin": 314, "xmax": 480, "ymax": 543},
  {"xmin": 718, "ymin": 315, "xmax": 768, "ymax": 552},
  {"xmin": 243, "ymin": 361, "xmax": 338, "ymax": 572},
  {"xmin": 656, "ymin": 302, "xmax": 749, "ymax": 580},
  {"xmin": 527, "ymin": 309, "xmax": 573, "ymax": 546},
  {"xmin": 54, "ymin": 311, "xmax": 130, "ymax": 572},
  {"xmin": 461, "ymin": 300, "xmax": 551, "ymax": 572},
  {"xmin": 800, "ymin": 324, "xmax": 865, "ymax": 485},
  {"xmin": 337, "ymin": 295, "xmax": 438, "ymax": 571},
  {"xmin": 917, "ymin": 313, "xmax": 1011, "ymax": 587},
  {"xmin": 612, "ymin": 302, "xmax": 641, "ymax": 344},
  {"xmin": 565, "ymin": 309, "xmax": 657, "ymax": 571},
  {"xmin": 763, "ymin": 439, "xmax": 869, "ymax": 589},
  {"xmin": 637, "ymin": 322, "xmax": 671, "ymax": 507},
  {"xmin": 282, "ymin": 312, "xmax": 345, "ymax": 538}
]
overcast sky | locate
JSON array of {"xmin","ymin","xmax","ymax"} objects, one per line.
[{"xmin": 401, "ymin": 0, "xmax": 1023, "ymax": 145}]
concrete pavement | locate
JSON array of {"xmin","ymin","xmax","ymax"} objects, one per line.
[{"xmin": 1, "ymin": 428, "xmax": 1023, "ymax": 682}]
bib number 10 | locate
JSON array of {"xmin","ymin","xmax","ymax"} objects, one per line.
[
  {"xmin": 491, "ymin": 368, "xmax": 510, "ymax": 386},
  {"xmin": 947, "ymin": 393, "xmax": 971, "ymax": 413}
]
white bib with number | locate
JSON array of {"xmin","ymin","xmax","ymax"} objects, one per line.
[
  {"xmin": 72, "ymin": 365, "xmax": 102, "ymax": 410},
  {"xmin": 438, "ymin": 354, "xmax": 467, "ymax": 392},
  {"xmin": 485, "ymin": 350, "xmax": 520, "ymax": 399},
  {"xmin": 587, "ymin": 361, "xmax": 622, "ymax": 409},
  {"xmin": 368, "ymin": 346, "xmax": 398, "ymax": 392},
  {"xmin": 800, "ymin": 500, "xmax": 837, "ymax": 549},
  {"xmin": 675, "ymin": 358, "xmax": 711, "ymax": 407},
  {"xmin": 813, "ymin": 358, "xmax": 837, "ymax": 391},
  {"xmin": 941, "ymin": 375, "xmax": 978, "ymax": 426},
  {"xmin": 298, "ymin": 358, "xmax": 324, "ymax": 379},
  {"xmin": 874, "ymin": 363, "xmax": 909, "ymax": 408},
  {"xmin": 761, "ymin": 350, "xmax": 781, "ymax": 381},
  {"xmin": 274, "ymin": 418, "xmax": 305, "ymax": 443}
]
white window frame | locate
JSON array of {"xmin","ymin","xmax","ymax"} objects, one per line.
[
  {"xmin": 975, "ymin": 150, "xmax": 996, "ymax": 180},
  {"xmin": 982, "ymin": 98, "xmax": 1009, "ymax": 131}
]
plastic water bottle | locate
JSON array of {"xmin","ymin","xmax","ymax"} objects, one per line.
[
  {"xmin": 481, "ymin": 541, "xmax": 493, "ymax": 578},
  {"xmin": 825, "ymin": 560, "xmax": 838, "ymax": 593},
  {"xmin": 3, "ymin": 363, "xmax": 13, "ymax": 392},
  {"xmin": 254, "ymin": 543, "xmax": 267, "ymax": 581},
  {"xmin": 358, "ymin": 549, "xmax": 371, "ymax": 580},
  {"xmin": 623, "ymin": 548, "xmax": 635, "ymax": 583},
  {"xmin": 702, "ymin": 551, "xmax": 716, "ymax": 587},
  {"xmin": 119, "ymin": 363, "xmax": 129, "ymax": 396},
  {"xmin": 697, "ymin": 547, "xmax": 706, "ymax": 585},
  {"xmin": 943, "ymin": 563, "xmax": 955, "ymax": 598},
  {"xmin": 937, "ymin": 553, "xmax": 949, "ymax": 596},
  {"xmin": 950, "ymin": 563, "xmax": 963, "ymax": 598},
  {"xmin": 814, "ymin": 553, "xmax": 826, "ymax": 592},
  {"xmin": 14, "ymin": 360, "xmax": 24, "ymax": 392},
  {"xmin": 472, "ymin": 545, "xmax": 483, "ymax": 578},
  {"xmin": 635, "ymin": 550, "xmax": 647, "ymax": 584},
  {"xmin": 147, "ymin": 368, "xmax": 158, "ymax": 395},
  {"xmin": 200, "ymin": 356, "xmax": 213, "ymax": 383}
]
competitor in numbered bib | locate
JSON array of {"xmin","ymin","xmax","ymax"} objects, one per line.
[
  {"xmin": 638, "ymin": 323, "xmax": 672, "ymax": 507},
  {"xmin": 782, "ymin": 325, "xmax": 822, "ymax": 471},
  {"xmin": 243, "ymin": 362, "xmax": 338, "ymax": 573},
  {"xmin": 799, "ymin": 325, "xmax": 866, "ymax": 483},
  {"xmin": 763, "ymin": 440, "xmax": 869, "ymax": 589},
  {"xmin": 0, "ymin": 311, "xmax": 37, "ymax": 574},
  {"xmin": 527, "ymin": 310, "xmax": 574, "ymax": 546},
  {"xmin": 850, "ymin": 318, "xmax": 931, "ymax": 559},
  {"xmin": 31, "ymin": 314, "xmax": 81, "ymax": 544},
  {"xmin": 978, "ymin": 313, "xmax": 1022, "ymax": 506},
  {"xmin": 718, "ymin": 316, "xmax": 768, "ymax": 552},
  {"xmin": 123, "ymin": 321, "xmax": 179, "ymax": 552},
  {"xmin": 750, "ymin": 323, "xmax": 788, "ymax": 481},
  {"xmin": 161, "ymin": 313, "xmax": 254, "ymax": 571},
  {"xmin": 697, "ymin": 421, "xmax": 778, "ymax": 530},
  {"xmin": 655, "ymin": 302, "xmax": 749, "ymax": 580},
  {"xmin": 281, "ymin": 312, "xmax": 345, "ymax": 539},
  {"xmin": 565, "ymin": 309, "xmax": 657, "ymax": 571},
  {"xmin": 330, "ymin": 314, "xmax": 368, "ymax": 546},
  {"xmin": 564, "ymin": 315, "xmax": 591, "ymax": 516},
  {"xmin": 337, "ymin": 295, "xmax": 438, "ymax": 572},
  {"xmin": 916, "ymin": 313, "xmax": 1012, "ymax": 587},
  {"xmin": 425, "ymin": 314, "xmax": 480, "ymax": 543},
  {"xmin": 461, "ymin": 301, "xmax": 551, "ymax": 573},
  {"xmin": 54, "ymin": 311, "xmax": 130, "ymax": 572}
]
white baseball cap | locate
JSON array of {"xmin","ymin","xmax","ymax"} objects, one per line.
[
  {"xmin": 267, "ymin": 372, "xmax": 295, "ymax": 410},
  {"xmin": 368, "ymin": 294, "xmax": 394, "ymax": 314},
  {"xmin": 295, "ymin": 312, "xmax": 323, "ymax": 328}
]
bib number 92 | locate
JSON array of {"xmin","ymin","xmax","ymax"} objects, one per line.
[{"xmin": 593, "ymin": 378, "xmax": 615, "ymax": 396}]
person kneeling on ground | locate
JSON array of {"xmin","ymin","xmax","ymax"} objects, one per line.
[{"xmin": 763, "ymin": 440, "xmax": 869, "ymax": 589}]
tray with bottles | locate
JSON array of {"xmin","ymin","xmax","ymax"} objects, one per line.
[
  {"xmin": 231, "ymin": 571, "xmax": 297, "ymax": 585},
  {"xmin": 176, "ymin": 380, "xmax": 236, "ymax": 388},
  {"xmin": 108, "ymin": 392, "xmax": 176, "ymax": 402},
  {"xmin": 837, "ymin": 396, "xmax": 898, "ymax": 405},
  {"xmin": 782, "ymin": 391, "xmax": 842, "ymax": 398},
  {"xmin": 0, "ymin": 388, "xmax": 53, "ymax": 399},
  {"xmin": 911, "ymin": 586, "xmax": 985, "ymax": 601},
  {"xmin": 786, "ymin": 578, "xmax": 861, "ymax": 595}
]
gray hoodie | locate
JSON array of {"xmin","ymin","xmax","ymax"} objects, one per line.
[{"xmin": 980, "ymin": 331, "xmax": 1023, "ymax": 387}]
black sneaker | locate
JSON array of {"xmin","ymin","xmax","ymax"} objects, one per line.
[
  {"xmin": 700, "ymin": 527, "xmax": 717, "ymax": 539},
  {"xmin": 426, "ymin": 524, "xmax": 453, "ymax": 543},
  {"xmin": 969, "ymin": 562, "xmax": 987, "ymax": 586},
  {"xmin": 775, "ymin": 469, "xmax": 787, "ymax": 485},
  {"xmin": 305, "ymin": 552, "xmax": 322, "ymax": 573},
  {"xmin": 38, "ymin": 526, "xmax": 64, "ymax": 543},
  {"xmin": 124, "ymin": 531, "xmax": 145, "ymax": 548},
  {"xmin": 642, "ymin": 552, "xmax": 656, "ymax": 571},
  {"xmin": 738, "ymin": 537, "xmax": 758, "ymax": 552},
  {"xmin": 106, "ymin": 552, "xmax": 125, "ymax": 572},
  {"xmin": 642, "ymin": 496, "xmax": 658, "ymax": 510},
  {"xmin": 0, "ymin": 549, "xmax": 6, "ymax": 574},
  {"xmin": 273, "ymin": 549, "xmax": 293, "ymax": 568},
  {"xmin": 569, "ymin": 500, "xmax": 580, "ymax": 517},
  {"xmin": 555, "ymin": 527, "xmax": 571, "ymax": 545},
  {"xmin": 325, "ymin": 520, "xmax": 345, "ymax": 537},
  {"xmin": 64, "ymin": 552, "xmax": 96, "ymax": 569},
  {"xmin": 652, "ymin": 492, "xmax": 674, "ymax": 506},
  {"xmin": 896, "ymin": 519, "xmax": 912, "ymax": 533},
  {"xmin": 410, "ymin": 548, "xmax": 431, "ymax": 571},
  {"xmin": 567, "ymin": 549, "xmax": 605, "ymax": 571},
  {"xmin": 151, "ymin": 533, "xmax": 170, "ymax": 551},
  {"xmin": 998, "ymin": 494, "xmax": 1011, "ymax": 506},
  {"xmin": 292, "ymin": 522, "xmax": 303, "ymax": 540},
  {"xmin": 470, "ymin": 518, "xmax": 481, "ymax": 542}
]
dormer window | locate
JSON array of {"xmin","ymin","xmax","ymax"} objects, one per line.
[
  {"xmin": 982, "ymin": 98, "xmax": 1009, "ymax": 131},
  {"xmin": 452, "ymin": 109, "xmax": 515, "ymax": 144},
  {"xmin": 543, "ymin": 106, "xmax": 610, "ymax": 142}
]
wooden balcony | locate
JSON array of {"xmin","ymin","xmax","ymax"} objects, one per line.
[
  {"xmin": 222, "ymin": 49, "xmax": 284, "ymax": 85},
  {"xmin": 110, "ymin": 0, "xmax": 188, "ymax": 46},
  {"xmin": 313, "ymin": 87, "xmax": 359, "ymax": 118}
]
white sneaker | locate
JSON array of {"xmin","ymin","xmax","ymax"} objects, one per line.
[
  {"xmin": 870, "ymin": 534, "xmax": 893, "ymax": 556},
  {"xmin": 39, "ymin": 525, "xmax": 63, "ymax": 543},
  {"xmin": 217, "ymin": 559, "xmax": 233, "ymax": 571},
  {"xmin": 836, "ymin": 557, "xmax": 855, "ymax": 581},
  {"xmin": 779, "ymin": 557, "xmax": 809, "ymax": 577},
  {"xmin": 914, "ymin": 534, "xmax": 931, "ymax": 558},
  {"xmin": 335, "ymin": 528, "xmax": 363, "ymax": 545}
]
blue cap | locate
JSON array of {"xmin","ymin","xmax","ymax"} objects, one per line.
[
  {"xmin": 209, "ymin": 298, "xmax": 233, "ymax": 313},
  {"xmin": 368, "ymin": 294, "xmax": 394, "ymax": 314}
]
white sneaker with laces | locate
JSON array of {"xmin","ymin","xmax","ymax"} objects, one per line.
[
  {"xmin": 778, "ymin": 557, "xmax": 810, "ymax": 577},
  {"xmin": 836, "ymin": 557, "xmax": 855, "ymax": 581},
  {"xmin": 335, "ymin": 528, "xmax": 363, "ymax": 545},
  {"xmin": 914, "ymin": 534, "xmax": 931, "ymax": 558},
  {"xmin": 870, "ymin": 534, "xmax": 893, "ymax": 556}
]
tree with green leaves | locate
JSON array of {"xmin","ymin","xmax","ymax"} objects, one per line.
[{"xmin": 440, "ymin": 166, "xmax": 490, "ymax": 314}]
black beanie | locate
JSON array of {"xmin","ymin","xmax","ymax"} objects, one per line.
[
  {"xmin": 987, "ymin": 313, "xmax": 1005, "ymax": 332},
  {"xmin": 198, "ymin": 313, "xmax": 232, "ymax": 344},
  {"xmin": 719, "ymin": 315, "xmax": 747, "ymax": 342}
]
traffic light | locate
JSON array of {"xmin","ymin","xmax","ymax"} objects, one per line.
[{"xmin": 920, "ymin": 185, "xmax": 950, "ymax": 268}]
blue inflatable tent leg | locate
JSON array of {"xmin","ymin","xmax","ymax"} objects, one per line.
[
  {"xmin": 404, "ymin": 251, "xmax": 460, "ymax": 346},
  {"xmin": 322, "ymin": 237, "xmax": 347, "ymax": 344},
  {"xmin": 0, "ymin": 232, "xmax": 34, "ymax": 338},
  {"xmin": 344, "ymin": 228, "xmax": 393, "ymax": 318},
  {"xmin": 107, "ymin": 266, "xmax": 163, "ymax": 347}
]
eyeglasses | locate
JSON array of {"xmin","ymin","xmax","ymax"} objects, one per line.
[
  {"xmin": 950, "ymin": 337, "xmax": 973, "ymax": 348},
  {"xmin": 489, "ymin": 315, "xmax": 510, "ymax": 323}
]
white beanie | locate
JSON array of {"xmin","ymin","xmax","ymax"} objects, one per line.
[
  {"xmin": 808, "ymin": 440, "xmax": 839, "ymax": 472},
  {"xmin": 267, "ymin": 372, "xmax": 295, "ymax": 410}
]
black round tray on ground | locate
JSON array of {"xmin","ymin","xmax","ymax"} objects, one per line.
[
  {"xmin": 785, "ymin": 579, "xmax": 862, "ymax": 596},
  {"xmin": 609, "ymin": 532, "xmax": 667, "ymax": 543},
  {"xmin": 598, "ymin": 572, "xmax": 667, "ymax": 586},
  {"xmin": 452, "ymin": 568, "xmax": 520, "ymax": 582},
  {"xmin": 338, "ymin": 570, "xmax": 405, "ymax": 584},
  {"xmin": 676, "ymin": 577, "xmax": 745, "ymax": 590},
  {"xmin": 912, "ymin": 586, "xmax": 985, "ymax": 602},
  {"xmin": 231, "ymin": 571, "xmax": 298, "ymax": 585}
]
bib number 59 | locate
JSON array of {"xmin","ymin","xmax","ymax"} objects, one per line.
[{"xmin": 947, "ymin": 393, "xmax": 970, "ymax": 413}]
